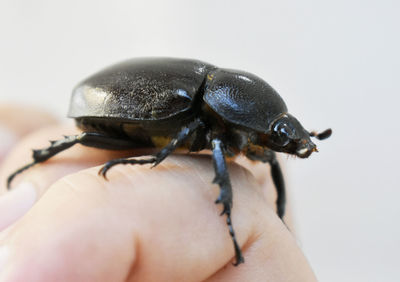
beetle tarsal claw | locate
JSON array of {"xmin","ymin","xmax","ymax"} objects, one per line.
[
  {"xmin": 233, "ymin": 259, "xmax": 244, "ymax": 266},
  {"xmin": 151, "ymin": 158, "xmax": 161, "ymax": 168},
  {"xmin": 98, "ymin": 166, "xmax": 110, "ymax": 180},
  {"xmin": 220, "ymin": 204, "xmax": 230, "ymax": 216}
]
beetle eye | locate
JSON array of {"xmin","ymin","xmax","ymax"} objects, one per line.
[
  {"xmin": 272, "ymin": 122, "xmax": 293, "ymax": 146},
  {"xmin": 277, "ymin": 123, "xmax": 293, "ymax": 137}
]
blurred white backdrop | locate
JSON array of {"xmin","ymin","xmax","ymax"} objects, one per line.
[{"xmin": 0, "ymin": 0, "xmax": 399, "ymax": 281}]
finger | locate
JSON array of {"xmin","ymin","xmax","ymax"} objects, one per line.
[
  {"xmin": 0, "ymin": 104, "xmax": 58, "ymax": 163},
  {"xmin": 0, "ymin": 155, "xmax": 315, "ymax": 281},
  {"xmin": 0, "ymin": 125, "xmax": 139, "ymax": 230}
]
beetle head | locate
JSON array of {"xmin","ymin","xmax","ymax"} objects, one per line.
[{"xmin": 267, "ymin": 114, "xmax": 317, "ymax": 158}]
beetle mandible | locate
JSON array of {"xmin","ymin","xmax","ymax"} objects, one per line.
[{"xmin": 7, "ymin": 58, "xmax": 332, "ymax": 265}]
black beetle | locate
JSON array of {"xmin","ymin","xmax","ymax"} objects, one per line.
[{"xmin": 7, "ymin": 57, "xmax": 331, "ymax": 265}]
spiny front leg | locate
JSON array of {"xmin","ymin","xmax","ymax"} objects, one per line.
[
  {"xmin": 211, "ymin": 138, "xmax": 244, "ymax": 266},
  {"xmin": 7, "ymin": 132, "xmax": 137, "ymax": 189},
  {"xmin": 99, "ymin": 119, "xmax": 204, "ymax": 178}
]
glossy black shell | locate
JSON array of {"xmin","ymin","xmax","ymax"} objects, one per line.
[
  {"xmin": 68, "ymin": 57, "xmax": 287, "ymax": 134},
  {"xmin": 68, "ymin": 58, "xmax": 215, "ymax": 121}
]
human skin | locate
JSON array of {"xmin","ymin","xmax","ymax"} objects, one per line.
[{"xmin": 0, "ymin": 105, "xmax": 317, "ymax": 281}]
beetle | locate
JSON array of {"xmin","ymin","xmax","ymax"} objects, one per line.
[{"xmin": 7, "ymin": 57, "xmax": 331, "ymax": 265}]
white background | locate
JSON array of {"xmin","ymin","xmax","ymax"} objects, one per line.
[{"xmin": 0, "ymin": 1, "xmax": 399, "ymax": 281}]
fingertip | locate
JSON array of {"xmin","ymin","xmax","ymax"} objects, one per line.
[
  {"xmin": 0, "ymin": 182, "xmax": 37, "ymax": 231},
  {"xmin": 0, "ymin": 125, "xmax": 18, "ymax": 163}
]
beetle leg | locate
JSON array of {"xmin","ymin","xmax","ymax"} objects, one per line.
[
  {"xmin": 269, "ymin": 153, "xmax": 286, "ymax": 219},
  {"xmin": 152, "ymin": 118, "xmax": 204, "ymax": 167},
  {"xmin": 211, "ymin": 138, "xmax": 244, "ymax": 266},
  {"xmin": 246, "ymin": 149, "xmax": 286, "ymax": 220},
  {"xmin": 6, "ymin": 132, "xmax": 137, "ymax": 189},
  {"xmin": 98, "ymin": 119, "xmax": 204, "ymax": 178},
  {"xmin": 98, "ymin": 157, "xmax": 156, "ymax": 179}
]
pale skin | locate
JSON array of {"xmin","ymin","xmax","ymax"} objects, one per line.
[{"xmin": 0, "ymin": 105, "xmax": 317, "ymax": 281}]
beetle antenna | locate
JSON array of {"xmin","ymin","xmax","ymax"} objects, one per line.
[{"xmin": 309, "ymin": 128, "xmax": 332, "ymax": 140}]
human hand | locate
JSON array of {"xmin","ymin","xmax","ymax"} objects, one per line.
[{"xmin": 0, "ymin": 104, "xmax": 317, "ymax": 281}]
